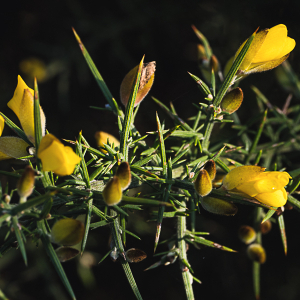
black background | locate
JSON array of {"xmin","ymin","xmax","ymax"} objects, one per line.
[{"xmin": 1, "ymin": 0, "xmax": 300, "ymax": 299}]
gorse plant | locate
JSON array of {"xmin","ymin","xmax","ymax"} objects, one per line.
[{"xmin": 0, "ymin": 23, "xmax": 299, "ymax": 300}]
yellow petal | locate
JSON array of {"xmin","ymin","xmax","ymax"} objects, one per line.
[
  {"xmin": 120, "ymin": 62, "xmax": 156, "ymax": 107},
  {"xmin": 255, "ymin": 188, "xmax": 287, "ymax": 207},
  {"xmin": 252, "ymin": 25, "xmax": 287, "ymax": 63},
  {"xmin": 19, "ymin": 89, "xmax": 46, "ymax": 144},
  {"xmin": 275, "ymin": 37, "xmax": 296, "ymax": 59},
  {"xmin": 222, "ymin": 165, "xmax": 265, "ymax": 190},
  {"xmin": 7, "ymin": 75, "xmax": 34, "ymax": 119},
  {"xmin": 51, "ymin": 218, "xmax": 85, "ymax": 246},
  {"xmin": 95, "ymin": 131, "xmax": 119, "ymax": 154},
  {"xmin": 37, "ymin": 134, "xmax": 81, "ymax": 176},
  {"xmin": 0, "ymin": 137, "xmax": 30, "ymax": 160},
  {"xmin": 0, "ymin": 115, "xmax": 4, "ymax": 136}
]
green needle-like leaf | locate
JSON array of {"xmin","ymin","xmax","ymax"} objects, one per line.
[
  {"xmin": 37, "ymin": 220, "xmax": 76, "ymax": 300},
  {"xmin": 278, "ymin": 214, "xmax": 287, "ymax": 255},
  {"xmin": 12, "ymin": 216, "xmax": 27, "ymax": 266},
  {"xmin": 120, "ymin": 56, "xmax": 144, "ymax": 161},
  {"xmin": 81, "ymin": 198, "xmax": 93, "ymax": 255},
  {"xmin": 72, "ymin": 28, "xmax": 122, "ymax": 117},
  {"xmin": 214, "ymin": 29, "xmax": 256, "ymax": 107}
]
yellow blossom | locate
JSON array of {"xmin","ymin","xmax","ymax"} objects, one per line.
[
  {"xmin": 0, "ymin": 115, "xmax": 4, "ymax": 136},
  {"xmin": 222, "ymin": 166, "xmax": 291, "ymax": 207},
  {"xmin": 37, "ymin": 134, "xmax": 81, "ymax": 176},
  {"xmin": 7, "ymin": 75, "xmax": 46, "ymax": 143},
  {"xmin": 95, "ymin": 131, "xmax": 119, "ymax": 153},
  {"xmin": 232, "ymin": 24, "xmax": 295, "ymax": 75}
]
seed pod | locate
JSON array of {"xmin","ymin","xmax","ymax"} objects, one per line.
[
  {"xmin": 247, "ymin": 243, "xmax": 266, "ymax": 264},
  {"xmin": 201, "ymin": 196, "xmax": 238, "ymax": 216},
  {"xmin": 194, "ymin": 169, "xmax": 212, "ymax": 197},
  {"xmin": 221, "ymin": 87, "xmax": 243, "ymax": 114},
  {"xmin": 238, "ymin": 225, "xmax": 256, "ymax": 244},
  {"xmin": 103, "ymin": 176, "xmax": 122, "ymax": 206},
  {"xmin": 55, "ymin": 246, "xmax": 79, "ymax": 262},
  {"xmin": 116, "ymin": 162, "xmax": 131, "ymax": 190},
  {"xmin": 203, "ymin": 160, "xmax": 216, "ymax": 181},
  {"xmin": 260, "ymin": 220, "xmax": 272, "ymax": 234},
  {"xmin": 125, "ymin": 248, "xmax": 147, "ymax": 263},
  {"xmin": 51, "ymin": 218, "xmax": 85, "ymax": 246}
]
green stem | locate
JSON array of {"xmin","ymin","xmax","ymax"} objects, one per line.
[
  {"xmin": 201, "ymin": 108, "xmax": 214, "ymax": 151},
  {"xmin": 110, "ymin": 210, "xmax": 143, "ymax": 300},
  {"xmin": 177, "ymin": 202, "xmax": 194, "ymax": 300}
]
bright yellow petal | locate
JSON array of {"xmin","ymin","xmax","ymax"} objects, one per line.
[
  {"xmin": 38, "ymin": 134, "xmax": 60, "ymax": 154},
  {"xmin": 95, "ymin": 131, "xmax": 119, "ymax": 153},
  {"xmin": 275, "ymin": 37, "xmax": 296, "ymax": 60},
  {"xmin": 222, "ymin": 165, "xmax": 265, "ymax": 190},
  {"xmin": 19, "ymin": 89, "xmax": 46, "ymax": 144},
  {"xmin": 0, "ymin": 115, "xmax": 4, "ymax": 136},
  {"xmin": 7, "ymin": 75, "xmax": 34, "ymax": 119},
  {"xmin": 255, "ymin": 188, "xmax": 287, "ymax": 207},
  {"xmin": 37, "ymin": 134, "xmax": 81, "ymax": 176},
  {"xmin": 0, "ymin": 137, "xmax": 30, "ymax": 159},
  {"xmin": 38, "ymin": 139, "xmax": 65, "ymax": 172},
  {"xmin": 252, "ymin": 24, "xmax": 287, "ymax": 63}
]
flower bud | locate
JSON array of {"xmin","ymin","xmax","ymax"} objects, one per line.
[
  {"xmin": 116, "ymin": 162, "xmax": 131, "ymax": 190},
  {"xmin": 55, "ymin": 246, "xmax": 79, "ymax": 262},
  {"xmin": 238, "ymin": 225, "xmax": 256, "ymax": 244},
  {"xmin": 203, "ymin": 160, "xmax": 216, "ymax": 181},
  {"xmin": 194, "ymin": 169, "xmax": 212, "ymax": 197},
  {"xmin": 95, "ymin": 131, "xmax": 120, "ymax": 154},
  {"xmin": 125, "ymin": 248, "xmax": 147, "ymax": 263},
  {"xmin": 260, "ymin": 220, "xmax": 272, "ymax": 234},
  {"xmin": 103, "ymin": 176, "xmax": 122, "ymax": 206},
  {"xmin": 197, "ymin": 44, "xmax": 207, "ymax": 61},
  {"xmin": 247, "ymin": 243, "xmax": 266, "ymax": 264},
  {"xmin": 221, "ymin": 88, "xmax": 243, "ymax": 114},
  {"xmin": 120, "ymin": 61, "xmax": 156, "ymax": 107},
  {"xmin": 51, "ymin": 218, "xmax": 85, "ymax": 246},
  {"xmin": 17, "ymin": 165, "xmax": 35, "ymax": 203},
  {"xmin": 209, "ymin": 55, "xmax": 220, "ymax": 73},
  {"xmin": 201, "ymin": 196, "xmax": 238, "ymax": 216}
]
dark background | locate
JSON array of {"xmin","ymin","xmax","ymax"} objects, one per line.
[{"xmin": 1, "ymin": 0, "xmax": 300, "ymax": 299}]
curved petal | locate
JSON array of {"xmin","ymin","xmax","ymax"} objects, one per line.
[
  {"xmin": 95, "ymin": 131, "xmax": 119, "ymax": 153},
  {"xmin": 37, "ymin": 134, "xmax": 81, "ymax": 176},
  {"xmin": 255, "ymin": 188, "xmax": 287, "ymax": 207},
  {"xmin": 7, "ymin": 75, "xmax": 34, "ymax": 119},
  {"xmin": 0, "ymin": 115, "xmax": 4, "ymax": 136},
  {"xmin": 222, "ymin": 166, "xmax": 265, "ymax": 190},
  {"xmin": 252, "ymin": 24, "xmax": 287, "ymax": 63},
  {"xmin": 275, "ymin": 37, "xmax": 296, "ymax": 60}
]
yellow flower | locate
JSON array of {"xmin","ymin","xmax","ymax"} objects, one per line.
[
  {"xmin": 0, "ymin": 115, "xmax": 4, "ymax": 136},
  {"xmin": 222, "ymin": 166, "xmax": 291, "ymax": 207},
  {"xmin": 37, "ymin": 134, "xmax": 81, "ymax": 176},
  {"xmin": 234, "ymin": 24, "xmax": 295, "ymax": 75},
  {"xmin": 8, "ymin": 75, "xmax": 46, "ymax": 143},
  {"xmin": 94, "ymin": 131, "xmax": 119, "ymax": 153}
]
